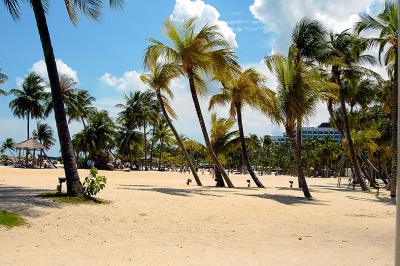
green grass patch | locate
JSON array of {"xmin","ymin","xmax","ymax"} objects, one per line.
[
  {"xmin": 38, "ymin": 192, "xmax": 110, "ymax": 204},
  {"xmin": 0, "ymin": 210, "xmax": 26, "ymax": 228}
]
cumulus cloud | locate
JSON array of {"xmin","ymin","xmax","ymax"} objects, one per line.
[
  {"xmin": 249, "ymin": 0, "xmax": 384, "ymax": 52},
  {"xmin": 170, "ymin": 0, "xmax": 238, "ymax": 48},
  {"xmin": 100, "ymin": 71, "xmax": 149, "ymax": 92},
  {"xmin": 31, "ymin": 59, "xmax": 79, "ymax": 82}
]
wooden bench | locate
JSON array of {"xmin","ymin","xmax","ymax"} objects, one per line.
[{"xmin": 57, "ymin": 177, "xmax": 67, "ymax": 193}]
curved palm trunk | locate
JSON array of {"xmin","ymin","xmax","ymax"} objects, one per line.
[
  {"xmin": 296, "ymin": 118, "xmax": 305, "ymax": 188},
  {"xmin": 27, "ymin": 114, "xmax": 30, "ymax": 139},
  {"xmin": 187, "ymin": 71, "xmax": 234, "ymax": 188},
  {"xmin": 337, "ymin": 75, "xmax": 369, "ymax": 191},
  {"xmin": 390, "ymin": 48, "xmax": 398, "ymax": 197},
  {"xmin": 155, "ymin": 90, "xmax": 202, "ymax": 186},
  {"xmin": 327, "ymin": 100, "xmax": 345, "ymax": 138},
  {"xmin": 287, "ymin": 127, "xmax": 312, "ymax": 198},
  {"xmin": 31, "ymin": 0, "xmax": 82, "ymax": 196},
  {"xmin": 236, "ymin": 104, "xmax": 264, "ymax": 188}
]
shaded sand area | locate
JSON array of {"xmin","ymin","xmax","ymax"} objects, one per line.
[{"xmin": 0, "ymin": 167, "xmax": 396, "ymax": 265}]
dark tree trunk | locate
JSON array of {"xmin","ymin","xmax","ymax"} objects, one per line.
[
  {"xmin": 81, "ymin": 117, "xmax": 86, "ymax": 128},
  {"xmin": 158, "ymin": 139, "xmax": 163, "ymax": 171},
  {"xmin": 287, "ymin": 127, "xmax": 312, "ymax": 199},
  {"xmin": 143, "ymin": 122, "xmax": 148, "ymax": 171},
  {"xmin": 390, "ymin": 48, "xmax": 398, "ymax": 197},
  {"xmin": 149, "ymin": 124, "xmax": 155, "ymax": 170},
  {"xmin": 327, "ymin": 99, "xmax": 345, "ymax": 138},
  {"xmin": 156, "ymin": 90, "xmax": 202, "ymax": 185},
  {"xmin": 214, "ymin": 165, "xmax": 225, "ymax": 187},
  {"xmin": 27, "ymin": 113, "xmax": 30, "ymax": 139},
  {"xmin": 296, "ymin": 118, "xmax": 304, "ymax": 188},
  {"xmin": 187, "ymin": 70, "xmax": 234, "ymax": 188},
  {"xmin": 31, "ymin": 0, "xmax": 82, "ymax": 196},
  {"xmin": 334, "ymin": 71, "xmax": 368, "ymax": 191},
  {"xmin": 236, "ymin": 104, "xmax": 264, "ymax": 188}
]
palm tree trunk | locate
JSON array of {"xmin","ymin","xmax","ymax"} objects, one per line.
[
  {"xmin": 214, "ymin": 165, "xmax": 224, "ymax": 187},
  {"xmin": 390, "ymin": 48, "xmax": 398, "ymax": 197},
  {"xmin": 155, "ymin": 90, "xmax": 202, "ymax": 186},
  {"xmin": 236, "ymin": 104, "xmax": 264, "ymax": 188},
  {"xmin": 287, "ymin": 127, "xmax": 312, "ymax": 199},
  {"xmin": 296, "ymin": 118, "xmax": 304, "ymax": 188},
  {"xmin": 27, "ymin": 114, "xmax": 30, "ymax": 139},
  {"xmin": 158, "ymin": 139, "xmax": 163, "ymax": 171},
  {"xmin": 327, "ymin": 100, "xmax": 345, "ymax": 138},
  {"xmin": 31, "ymin": 0, "xmax": 82, "ymax": 196},
  {"xmin": 335, "ymin": 72, "xmax": 368, "ymax": 191},
  {"xmin": 81, "ymin": 117, "xmax": 86, "ymax": 128},
  {"xmin": 187, "ymin": 71, "xmax": 234, "ymax": 188},
  {"xmin": 149, "ymin": 124, "xmax": 155, "ymax": 170},
  {"xmin": 143, "ymin": 122, "xmax": 148, "ymax": 171}
]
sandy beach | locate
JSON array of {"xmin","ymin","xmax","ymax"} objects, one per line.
[{"xmin": 0, "ymin": 167, "xmax": 395, "ymax": 266}]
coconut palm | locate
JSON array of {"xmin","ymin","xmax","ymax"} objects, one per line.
[
  {"xmin": 144, "ymin": 18, "xmax": 238, "ymax": 188},
  {"xmin": 264, "ymin": 54, "xmax": 317, "ymax": 198},
  {"xmin": 141, "ymin": 61, "xmax": 202, "ymax": 185},
  {"xmin": 0, "ymin": 69, "xmax": 8, "ymax": 96},
  {"xmin": 9, "ymin": 72, "xmax": 46, "ymax": 139},
  {"xmin": 1, "ymin": 138, "xmax": 16, "ymax": 157},
  {"xmin": 210, "ymin": 113, "xmax": 239, "ymax": 186},
  {"xmin": 209, "ymin": 68, "xmax": 275, "ymax": 188},
  {"xmin": 354, "ymin": 1, "xmax": 398, "ymax": 196},
  {"xmin": 3, "ymin": 0, "xmax": 123, "ymax": 195},
  {"xmin": 153, "ymin": 119, "xmax": 174, "ymax": 171},
  {"xmin": 32, "ymin": 122, "xmax": 55, "ymax": 150},
  {"xmin": 322, "ymin": 31, "xmax": 377, "ymax": 191},
  {"xmin": 115, "ymin": 125, "xmax": 144, "ymax": 166}
]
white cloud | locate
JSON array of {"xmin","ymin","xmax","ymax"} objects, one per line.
[
  {"xmin": 31, "ymin": 59, "xmax": 79, "ymax": 82},
  {"xmin": 170, "ymin": 0, "xmax": 238, "ymax": 48},
  {"xmin": 249, "ymin": 0, "xmax": 384, "ymax": 52},
  {"xmin": 100, "ymin": 71, "xmax": 149, "ymax": 92}
]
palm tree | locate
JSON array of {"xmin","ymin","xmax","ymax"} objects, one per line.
[
  {"xmin": 32, "ymin": 122, "xmax": 55, "ymax": 150},
  {"xmin": 3, "ymin": 0, "xmax": 123, "ymax": 196},
  {"xmin": 115, "ymin": 125, "xmax": 144, "ymax": 167},
  {"xmin": 144, "ymin": 18, "xmax": 239, "ymax": 187},
  {"xmin": 322, "ymin": 31, "xmax": 376, "ymax": 191},
  {"xmin": 264, "ymin": 54, "xmax": 317, "ymax": 198},
  {"xmin": 153, "ymin": 119, "xmax": 174, "ymax": 171},
  {"xmin": 354, "ymin": 1, "xmax": 398, "ymax": 196},
  {"xmin": 1, "ymin": 138, "xmax": 16, "ymax": 157},
  {"xmin": 9, "ymin": 72, "xmax": 46, "ymax": 139},
  {"xmin": 0, "ymin": 69, "xmax": 8, "ymax": 96},
  {"xmin": 210, "ymin": 113, "xmax": 240, "ymax": 186},
  {"xmin": 141, "ymin": 61, "xmax": 202, "ymax": 185},
  {"xmin": 45, "ymin": 75, "xmax": 95, "ymax": 126},
  {"xmin": 209, "ymin": 68, "xmax": 275, "ymax": 188}
]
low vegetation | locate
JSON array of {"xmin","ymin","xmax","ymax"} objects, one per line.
[
  {"xmin": 0, "ymin": 210, "xmax": 25, "ymax": 228},
  {"xmin": 38, "ymin": 192, "xmax": 110, "ymax": 205}
]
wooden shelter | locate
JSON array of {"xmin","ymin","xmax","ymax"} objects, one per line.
[{"xmin": 14, "ymin": 138, "xmax": 46, "ymax": 168}]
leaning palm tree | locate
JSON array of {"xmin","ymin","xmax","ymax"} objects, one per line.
[
  {"xmin": 322, "ymin": 31, "xmax": 377, "ymax": 192},
  {"xmin": 32, "ymin": 122, "xmax": 55, "ymax": 150},
  {"xmin": 209, "ymin": 68, "xmax": 275, "ymax": 188},
  {"xmin": 1, "ymin": 138, "xmax": 16, "ymax": 157},
  {"xmin": 144, "ymin": 18, "xmax": 239, "ymax": 187},
  {"xmin": 9, "ymin": 72, "xmax": 46, "ymax": 139},
  {"xmin": 141, "ymin": 61, "xmax": 202, "ymax": 185},
  {"xmin": 354, "ymin": 1, "xmax": 398, "ymax": 196},
  {"xmin": 3, "ymin": 0, "xmax": 123, "ymax": 196},
  {"xmin": 264, "ymin": 53, "xmax": 317, "ymax": 198}
]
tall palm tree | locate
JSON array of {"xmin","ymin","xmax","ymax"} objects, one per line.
[
  {"xmin": 9, "ymin": 72, "xmax": 46, "ymax": 139},
  {"xmin": 1, "ymin": 138, "xmax": 16, "ymax": 157},
  {"xmin": 3, "ymin": 0, "xmax": 123, "ymax": 196},
  {"xmin": 0, "ymin": 69, "xmax": 8, "ymax": 96},
  {"xmin": 32, "ymin": 122, "xmax": 55, "ymax": 150},
  {"xmin": 264, "ymin": 54, "xmax": 317, "ymax": 198},
  {"xmin": 322, "ymin": 31, "xmax": 376, "ymax": 191},
  {"xmin": 153, "ymin": 119, "xmax": 174, "ymax": 171},
  {"xmin": 210, "ymin": 113, "xmax": 240, "ymax": 186},
  {"xmin": 141, "ymin": 61, "xmax": 202, "ymax": 185},
  {"xmin": 354, "ymin": 1, "xmax": 398, "ymax": 196},
  {"xmin": 144, "ymin": 18, "xmax": 239, "ymax": 187},
  {"xmin": 115, "ymin": 125, "xmax": 144, "ymax": 167},
  {"xmin": 209, "ymin": 68, "xmax": 275, "ymax": 188}
]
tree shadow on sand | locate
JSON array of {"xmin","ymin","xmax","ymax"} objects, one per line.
[
  {"xmin": 118, "ymin": 185, "xmax": 226, "ymax": 197},
  {"xmin": 0, "ymin": 186, "xmax": 61, "ymax": 217},
  {"xmin": 345, "ymin": 195, "xmax": 396, "ymax": 206},
  {"xmin": 240, "ymin": 193, "xmax": 327, "ymax": 205}
]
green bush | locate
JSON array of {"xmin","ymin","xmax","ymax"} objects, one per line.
[{"xmin": 83, "ymin": 167, "xmax": 107, "ymax": 197}]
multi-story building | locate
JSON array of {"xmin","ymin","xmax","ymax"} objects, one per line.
[{"xmin": 271, "ymin": 124, "xmax": 341, "ymax": 145}]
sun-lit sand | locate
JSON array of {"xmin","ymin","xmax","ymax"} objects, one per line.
[{"xmin": 0, "ymin": 167, "xmax": 395, "ymax": 265}]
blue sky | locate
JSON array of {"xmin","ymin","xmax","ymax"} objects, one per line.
[{"xmin": 0, "ymin": 0, "xmax": 386, "ymax": 156}]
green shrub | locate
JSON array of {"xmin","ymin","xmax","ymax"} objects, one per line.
[{"xmin": 83, "ymin": 167, "xmax": 107, "ymax": 197}]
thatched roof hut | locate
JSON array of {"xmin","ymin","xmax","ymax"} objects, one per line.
[{"xmin": 14, "ymin": 138, "xmax": 46, "ymax": 150}]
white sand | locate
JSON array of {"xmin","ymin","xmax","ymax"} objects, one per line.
[{"xmin": 0, "ymin": 168, "xmax": 395, "ymax": 265}]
